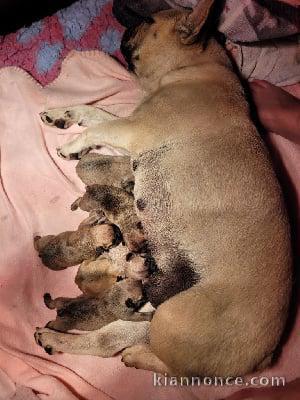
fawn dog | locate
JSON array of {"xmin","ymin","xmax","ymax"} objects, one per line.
[{"xmin": 36, "ymin": 0, "xmax": 292, "ymax": 377}]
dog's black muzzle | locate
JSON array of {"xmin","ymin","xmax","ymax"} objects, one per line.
[{"xmin": 120, "ymin": 27, "xmax": 137, "ymax": 71}]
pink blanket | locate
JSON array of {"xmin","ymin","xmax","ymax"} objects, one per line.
[{"xmin": 1, "ymin": 50, "xmax": 300, "ymax": 400}]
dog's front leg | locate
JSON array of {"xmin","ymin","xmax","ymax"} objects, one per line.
[
  {"xmin": 35, "ymin": 320, "xmax": 149, "ymax": 357},
  {"xmin": 41, "ymin": 105, "xmax": 118, "ymax": 128},
  {"xmin": 57, "ymin": 119, "xmax": 138, "ymax": 159}
]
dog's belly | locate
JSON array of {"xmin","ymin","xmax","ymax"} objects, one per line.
[
  {"xmin": 133, "ymin": 144, "xmax": 203, "ymax": 307},
  {"xmin": 132, "ymin": 131, "xmax": 291, "ymax": 308},
  {"xmin": 143, "ymin": 250, "xmax": 200, "ymax": 308}
]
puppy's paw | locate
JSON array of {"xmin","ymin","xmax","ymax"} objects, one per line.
[
  {"xmin": 70, "ymin": 197, "xmax": 81, "ymax": 211},
  {"xmin": 43, "ymin": 293, "xmax": 58, "ymax": 310},
  {"xmin": 34, "ymin": 327, "xmax": 58, "ymax": 355},
  {"xmin": 33, "ymin": 235, "xmax": 41, "ymax": 251},
  {"xmin": 57, "ymin": 145, "xmax": 91, "ymax": 160},
  {"xmin": 56, "ymin": 147, "xmax": 79, "ymax": 160},
  {"xmin": 40, "ymin": 109, "xmax": 77, "ymax": 129}
]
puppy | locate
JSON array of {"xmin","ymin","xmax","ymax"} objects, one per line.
[
  {"xmin": 36, "ymin": 249, "xmax": 152, "ymax": 345},
  {"xmin": 75, "ymin": 245, "xmax": 149, "ymax": 296},
  {"xmin": 72, "ymin": 153, "xmax": 146, "ymax": 252},
  {"xmin": 76, "ymin": 153, "xmax": 134, "ymax": 193},
  {"xmin": 72, "ymin": 184, "xmax": 147, "ymax": 253},
  {"xmin": 40, "ymin": 268, "xmax": 151, "ymax": 335},
  {"xmin": 75, "ymin": 254, "xmax": 124, "ymax": 297},
  {"xmin": 34, "ymin": 221, "xmax": 118, "ymax": 270},
  {"xmin": 38, "ymin": 1, "xmax": 292, "ymax": 378}
]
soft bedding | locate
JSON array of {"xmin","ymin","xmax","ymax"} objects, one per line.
[{"xmin": 0, "ymin": 1, "xmax": 300, "ymax": 399}]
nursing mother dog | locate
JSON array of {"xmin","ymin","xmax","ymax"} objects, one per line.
[{"xmin": 37, "ymin": 0, "xmax": 292, "ymax": 378}]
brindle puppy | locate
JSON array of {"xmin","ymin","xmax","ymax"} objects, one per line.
[
  {"xmin": 76, "ymin": 153, "xmax": 134, "ymax": 194},
  {"xmin": 37, "ymin": 0, "xmax": 292, "ymax": 378},
  {"xmin": 35, "ymin": 154, "xmax": 144, "ymax": 270},
  {"xmin": 34, "ymin": 222, "xmax": 117, "ymax": 271},
  {"xmin": 41, "ymin": 278, "xmax": 151, "ymax": 335},
  {"xmin": 36, "ymin": 251, "xmax": 152, "ymax": 344},
  {"xmin": 72, "ymin": 184, "xmax": 147, "ymax": 253}
]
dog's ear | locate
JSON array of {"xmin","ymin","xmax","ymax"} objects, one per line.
[
  {"xmin": 113, "ymin": 0, "xmax": 155, "ymax": 28},
  {"xmin": 175, "ymin": 0, "xmax": 215, "ymax": 45},
  {"xmin": 143, "ymin": 15, "xmax": 155, "ymax": 25}
]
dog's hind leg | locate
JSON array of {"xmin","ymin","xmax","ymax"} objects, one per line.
[
  {"xmin": 40, "ymin": 105, "xmax": 118, "ymax": 129},
  {"xmin": 43, "ymin": 293, "xmax": 87, "ymax": 332},
  {"xmin": 35, "ymin": 320, "xmax": 150, "ymax": 356}
]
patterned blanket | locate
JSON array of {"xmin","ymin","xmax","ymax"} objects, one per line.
[{"xmin": 0, "ymin": 0, "xmax": 124, "ymax": 85}]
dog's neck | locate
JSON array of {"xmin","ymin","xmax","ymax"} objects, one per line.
[{"xmin": 138, "ymin": 39, "xmax": 232, "ymax": 93}]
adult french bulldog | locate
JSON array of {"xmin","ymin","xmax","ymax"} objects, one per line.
[{"xmin": 36, "ymin": 0, "xmax": 292, "ymax": 377}]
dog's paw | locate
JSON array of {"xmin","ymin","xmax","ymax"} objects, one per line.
[
  {"xmin": 34, "ymin": 327, "xmax": 59, "ymax": 355},
  {"xmin": 121, "ymin": 347, "xmax": 138, "ymax": 368},
  {"xmin": 121, "ymin": 345, "xmax": 147, "ymax": 369},
  {"xmin": 40, "ymin": 109, "xmax": 77, "ymax": 129}
]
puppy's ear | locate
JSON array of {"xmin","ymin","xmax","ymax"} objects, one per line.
[{"xmin": 175, "ymin": 0, "xmax": 215, "ymax": 45}]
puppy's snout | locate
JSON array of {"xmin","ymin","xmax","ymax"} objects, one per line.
[{"xmin": 125, "ymin": 296, "xmax": 147, "ymax": 311}]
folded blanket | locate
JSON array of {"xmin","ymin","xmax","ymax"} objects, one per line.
[{"xmin": 0, "ymin": 49, "xmax": 300, "ymax": 400}]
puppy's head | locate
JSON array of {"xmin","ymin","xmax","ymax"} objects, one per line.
[
  {"xmin": 75, "ymin": 257, "xmax": 122, "ymax": 296},
  {"xmin": 110, "ymin": 277, "xmax": 147, "ymax": 312},
  {"xmin": 121, "ymin": 0, "xmax": 215, "ymax": 76},
  {"xmin": 34, "ymin": 237, "xmax": 69, "ymax": 271}
]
